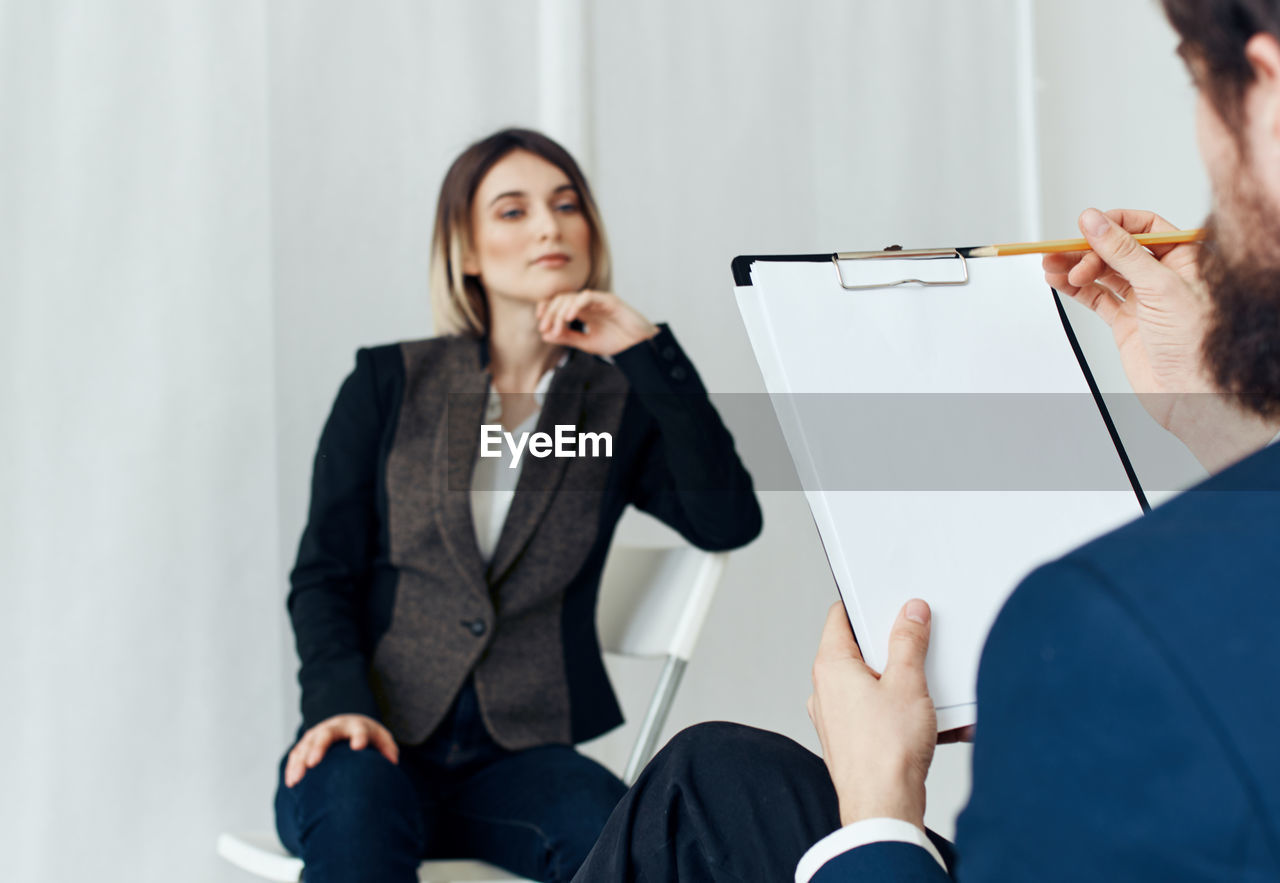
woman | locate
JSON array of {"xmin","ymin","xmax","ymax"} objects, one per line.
[{"xmin": 273, "ymin": 128, "xmax": 762, "ymax": 883}]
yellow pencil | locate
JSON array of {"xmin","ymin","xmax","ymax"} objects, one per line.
[{"xmin": 963, "ymin": 228, "xmax": 1204, "ymax": 258}]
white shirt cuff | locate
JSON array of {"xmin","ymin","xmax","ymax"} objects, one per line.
[{"xmin": 794, "ymin": 817, "xmax": 947, "ymax": 882}]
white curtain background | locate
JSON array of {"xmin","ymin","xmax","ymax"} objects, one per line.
[
  {"xmin": 2, "ymin": 2, "xmax": 281, "ymax": 881},
  {"xmin": 2, "ymin": 1, "xmax": 1204, "ymax": 880}
]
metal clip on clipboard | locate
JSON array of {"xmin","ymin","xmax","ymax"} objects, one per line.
[{"xmin": 832, "ymin": 247, "xmax": 969, "ymax": 291}]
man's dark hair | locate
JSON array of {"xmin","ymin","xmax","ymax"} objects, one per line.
[{"xmin": 1163, "ymin": 0, "xmax": 1280, "ymax": 129}]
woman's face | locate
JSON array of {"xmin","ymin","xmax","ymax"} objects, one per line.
[{"xmin": 465, "ymin": 149, "xmax": 593, "ymax": 306}]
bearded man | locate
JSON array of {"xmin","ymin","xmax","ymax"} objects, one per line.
[{"xmin": 571, "ymin": 1, "xmax": 1280, "ymax": 880}]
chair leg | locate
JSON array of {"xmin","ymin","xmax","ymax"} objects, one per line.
[{"xmin": 623, "ymin": 656, "xmax": 687, "ymax": 785}]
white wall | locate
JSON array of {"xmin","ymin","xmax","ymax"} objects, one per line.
[
  {"xmin": 1, "ymin": 2, "xmax": 283, "ymax": 880},
  {"xmin": 3, "ymin": 1, "xmax": 1207, "ymax": 878}
]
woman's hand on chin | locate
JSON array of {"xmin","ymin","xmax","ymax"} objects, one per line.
[{"xmin": 536, "ymin": 290, "xmax": 659, "ymax": 356}]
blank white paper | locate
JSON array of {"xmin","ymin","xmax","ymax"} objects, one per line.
[{"xmin": 736, "ymin": 255, "xmax": 1144, "ymax": 729}]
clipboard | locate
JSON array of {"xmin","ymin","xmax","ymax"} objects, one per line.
[{"xmin": 733, "ymin": 247, "xmax": 1149, "ymax": 731}]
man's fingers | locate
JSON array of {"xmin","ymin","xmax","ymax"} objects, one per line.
[
  {"xmin": 1068, "ymin": 283, "xmax": 1126, "ymax": 326},
  {"xmin": 1104, "ymin": 207, "xmax": 1162, "ymax": 232},
  {"xmin": 814, "ymin": 601, "xmax": 863, "ymax": 664},
  {"xmin": 1104, "ymin": 207, "xmax": 1185, "ymax": 256},
  {"xmin": 1104, "ymin": 207, "xmax": 1183, "ymax": 251},
  {"xmin": 1079, "ymin": 208, "xmax": 1168, "ymax": 283},
  {"xmin": 1056, "ymin": 250, "xmax": 1133, "ymax": 327},
  {"xmin": 1042, "ymin": 251, "xmax": 1082, "ymax": 275},
  {"xmin": 348, "ymin": 726, "xmax": 368, "ymax": 751},
  {"xmin": 883, "ymin": 599, "xmax": 932, "ymax": 688},
  {"xmin": 1096, "ymin": 271, "xmax": 1132, "ymax": 300},
  {"xmin": 1065, "ymin": 250, "xmax": 1107, "ymax": 287},
  {"xmin": 1044, "ymin": 271, "xmax": 1077, "ymax": 296}
]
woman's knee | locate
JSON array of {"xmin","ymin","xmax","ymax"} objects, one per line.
[{"xmin": 282, "ymin": 742, "xmax": 422, "ymax": 843}]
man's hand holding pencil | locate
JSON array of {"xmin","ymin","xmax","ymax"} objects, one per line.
[
  {"xmin": 1043, "ymin": 207, "xmax": 1278, "ymax": 471},
  {"xmin": 1045, "ymin": 207, "xmax": 1212, "ymax": 417}
]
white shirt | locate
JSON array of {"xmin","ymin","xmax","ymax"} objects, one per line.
[
  {"xmin": 795, "ymin": 818, "xmax": 947, "ymax": 881},
  {"xmin": 469, "ymin": 356, "xmax": 565, "ymax": 562}
]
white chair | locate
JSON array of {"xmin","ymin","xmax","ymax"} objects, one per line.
[{"xmin": 217, "ymin": 545, "xmax": 729, "ymax": 882}]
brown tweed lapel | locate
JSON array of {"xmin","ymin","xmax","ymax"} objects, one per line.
[
  {"xmin": 484, "ymin": 354, "xmax": 590, "ymax": 585},
  {"xmin": 430, "ymin": 343, "xmax": 490, "ymax": 599}
]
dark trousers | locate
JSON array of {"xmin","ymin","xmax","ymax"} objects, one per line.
[
  {"xmin": 571, "ymin": 722, "xmax": 956, "ymax": 882},
  {"xmin": 275, "ymin": 682, "xmax": 626, "ymax": 883}
]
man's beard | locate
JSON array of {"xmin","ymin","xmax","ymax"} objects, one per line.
[{"xmin": 1198, "ymin": 182, "xmax": 1280, "ymax": 419}]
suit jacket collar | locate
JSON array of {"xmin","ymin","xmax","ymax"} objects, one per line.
[
  {"xmin": 433, "ymin": 338, "xmax": 595, "ymax": 592},
  {"xmin": 486, "ymin": 351, "xmax": 593, "ymax": 584}
]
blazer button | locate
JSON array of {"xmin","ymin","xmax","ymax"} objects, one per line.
[
  {"xmin": 669, "ymin": 365, "xmax": 688, "ymax": 382},
  {"xmin": 462, "ymin": 618, "xmax": 487, "ymax": 637},
  {"xmin": 661, "ymin": 345, "xmax": 677, "ymax": 361}
]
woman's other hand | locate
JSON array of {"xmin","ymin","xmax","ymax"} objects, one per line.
[
  {"xmin": 284, "ymin": 713, "xmax": 399, "ymax": 787},
  {"xmin": 536, "ymin": 290, "xmax": 659, "ymax": 356}
]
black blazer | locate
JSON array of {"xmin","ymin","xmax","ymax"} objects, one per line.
[{"xmin": 288, "ymin": 325, "xmax": 761, "ymax": 749}]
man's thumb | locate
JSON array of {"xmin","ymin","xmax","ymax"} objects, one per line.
[
  {"xmin": 885, "ymin": 599, "xmax": 932, "ymax": 685},
  {"xmin": 1079, "ymin": 208, "xmax": 1162, "ymax": 281}
]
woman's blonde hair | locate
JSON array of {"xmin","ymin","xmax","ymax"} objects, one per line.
[{"xmin": 429, "ymin": 128, "xmax": 613, "ymax": 337}]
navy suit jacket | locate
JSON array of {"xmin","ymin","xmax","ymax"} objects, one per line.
[{"xmin": 818, "ymin": 443, "xmax": 1280, "ymax": 881}]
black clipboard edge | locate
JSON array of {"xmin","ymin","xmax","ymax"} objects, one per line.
[
  {"xmin": 732, "ymin": 253, "xmax": 831, "ymax": 286},
  {"xmin": 1051, "ymin": 289, "xmax": 1151, "ymax": 513}
]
